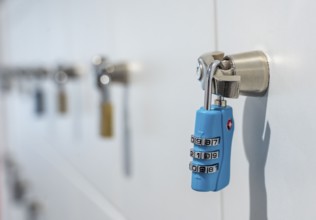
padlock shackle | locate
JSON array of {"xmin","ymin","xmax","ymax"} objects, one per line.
[{"xmin": 204, "ymin": 60, "xmax": 221, "ymax": 110}]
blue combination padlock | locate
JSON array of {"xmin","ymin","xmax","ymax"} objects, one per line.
[
  {"xmin": 190, "ymin": 60, "xmax": 235, "ymax": 192},
  {"xmin": 190, "ymin": 51, "xmax": 270, "ymax": 192}
]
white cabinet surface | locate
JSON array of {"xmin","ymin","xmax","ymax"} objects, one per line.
[
  {"xmin": 1, "ymin": 0, "xmax": 316, "ymax": 220},
  {"xmin": 0, "ymin": 0, "xmax": 221, "ymax": 220},
  {"xmin": 217, "ymin": 0, "xmax": 316, "ymax": 219}
]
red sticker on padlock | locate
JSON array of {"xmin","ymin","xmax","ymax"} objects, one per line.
[{"xmin": 227, "ymin": 119, "xmax": 233, "ymax": 130}]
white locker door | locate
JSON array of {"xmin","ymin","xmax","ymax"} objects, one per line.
[
  {"xmin": 217, "ymin": 0, "xmax": 316, "ymax": 219},
  {"xmin": 0, "ymin": 0, "xmax": 224, "ymax": 219}
]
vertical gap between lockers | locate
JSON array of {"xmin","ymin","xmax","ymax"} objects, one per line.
[{"xmin": 212, "ymin": 0, "xmax": 225, "ymax": 220}]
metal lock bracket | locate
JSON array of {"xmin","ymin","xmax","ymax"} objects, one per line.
[
  {"xmin": 92, "ymin": 55, "xmax": 129, "ymax": 87},
  {"xmin": 197, "ymin": 50, "xmax": 269, "ymax": 98}
]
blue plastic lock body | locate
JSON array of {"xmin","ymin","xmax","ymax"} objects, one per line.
[
  {"xmin": 191, "ymin": 105, "xmax": 234, "ymax": 192},
  {"xmin": 35, "ymin": 88, "xmax": 45, "ymax": 115}
]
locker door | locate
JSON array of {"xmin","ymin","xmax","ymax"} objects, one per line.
[
  {"xmin": 0, "ymin": 0, "xmax": 223, "ymax": 219},
  {"xmin": 217, "ymin": 0, "xmax": 316, "ymax": 219}
]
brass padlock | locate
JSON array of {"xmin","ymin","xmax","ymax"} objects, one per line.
[
  {"xmin": 58, "ymin": 89, "xmax": 67, "ymax": 114},
  {"xmin": 93, "ymin": 56, "xmax": 129, "ymax": 138},
  {"xmin": 93, "ymin": 56, "xmax": 132, "ymax": 176},
  {"xmin": 100, "ymin": 102, "xmax": 113, "ymax": 137},
  {"xmin": 97, "ymin": 65, "xmax": 114, "ymax": 137},
  {"xmin": 54, "ymin": 70, "xmax": 68, "ymax": 114},
  {"xmin": 54, "ymin": 67, "xmax": 78, "ymax": 114}
]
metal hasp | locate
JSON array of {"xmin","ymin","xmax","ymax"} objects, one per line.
[
  {"xmin": 191, "ymin": 50, "xmax": 269, "ymax": 192},
  {"xmin": 92, "ymin": 55, "xmax": 132, "ymax": 176}
]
